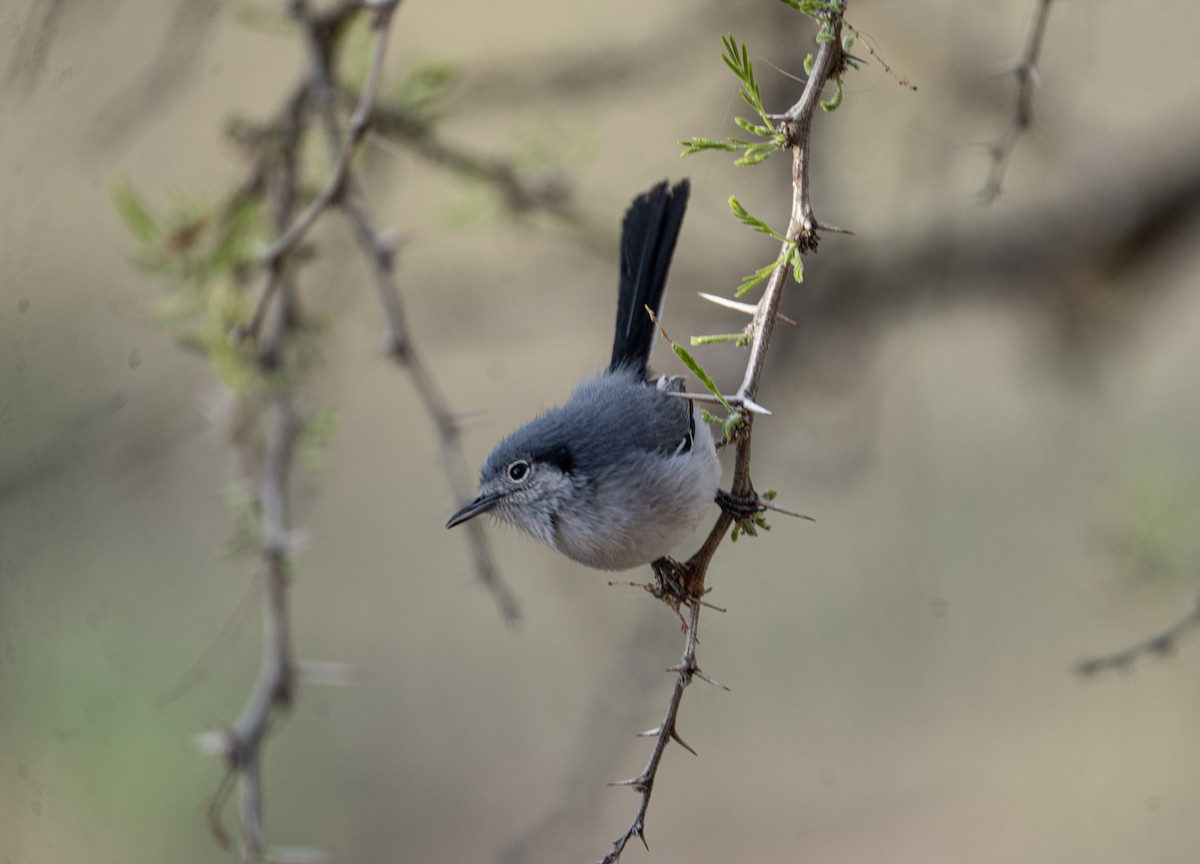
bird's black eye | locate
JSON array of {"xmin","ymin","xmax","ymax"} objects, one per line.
[{"xmin": 508, "ymin": 460, "xmax": 530, "ymax": 482}]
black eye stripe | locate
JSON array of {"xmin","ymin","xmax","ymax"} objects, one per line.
[{"xmin": 537, "ymin": 443, "xmax": 573, "ymax": 474}]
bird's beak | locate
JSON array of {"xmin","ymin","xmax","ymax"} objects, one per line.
[{"xmin": 446, "ymin": 491, "xmax": 505, "ymax": 529}]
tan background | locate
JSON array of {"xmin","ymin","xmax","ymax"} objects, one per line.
[{"xmin": 4, "ymin": 1, "xmax": 1200, "ymax": 861}]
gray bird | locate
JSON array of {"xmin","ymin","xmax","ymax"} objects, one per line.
[{"xmin": 446, "ymin": 180, "xmax": 722, "ymax": 571}]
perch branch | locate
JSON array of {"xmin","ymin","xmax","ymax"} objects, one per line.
[{"xmin": 600, "ymin": 7, "xmax": 847, "ymax": 860}]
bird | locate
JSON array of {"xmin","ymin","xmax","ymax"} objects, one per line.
[{"xmin": 445, "ymin": 179, "xmax": 722, "ymax": 571}]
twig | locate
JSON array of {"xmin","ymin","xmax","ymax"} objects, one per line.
[
  {"xmin": 207, "ymin": 394, "xmax": 301, "ymax": 861},
  {"xmin": 261, "ymin": 1, "xmax": 400, "ymax": 267},
  {"xmin": 738, "ymin": 13, "xmax": 846, "ymax": 411},
  {"xmin": 207, "ymin": 53, "xmax": 311, "ymax": 850},
  {"xmin": 236, "ymin": 394, "xmax": 299, "ymax": 859},
  {"xmin": 1075, "ymin": 594, "xmax": 1200, "ymax": 676},
  {"xmin": 234, "ymin": 0, "xmax": 401, "ymax": 354},
  {"xmin": 841, "ymin": 20, "xmax": 918, "ymax": 92},
  {"xmin": 367, "ymin": 124, "xmax": 582, "ymax": 225},
  {"xmin": 600, "ymin": 600, "xmax": 706, "ymax": 864},
  {"xmin": 600, "ymin": 7, "xmax": 847, "ymax": 860},
  {"xmin": 981, "ymin": 0, "xmax": 1056, "ymax": 203},
  {"xmin": 298, "ymin": 0, "xmax": 522, "ymax": 623}
]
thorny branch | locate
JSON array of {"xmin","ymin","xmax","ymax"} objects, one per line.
[
  {"xmin": 1075, "ymin": 593, "xmax": 1200, "ymax": 676},
  {"xmin": 600, "ymin": 7, "xmax": 848, "ymax": 862},
  {"xmin": 981, "ymin": 0, "xmax": 1056, "ymax": 203}
]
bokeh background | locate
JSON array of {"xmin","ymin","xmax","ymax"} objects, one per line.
[{"xmin": 5, "ymin": 1, "xmax": 1200, "ymax": 862}]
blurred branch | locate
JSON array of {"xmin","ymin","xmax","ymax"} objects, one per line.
[
  {"xmin": 1076, "ymin": 594, "xmax": 1200, "ymax": 676},
  {"xmin": 207, "ymin": 170, "xmax": 305, "ymax": 862},
  {"xmin": 230, "ymin": 394, "xmax": 300, "ymax": 859},
  {"xmin": 365, "ymin": 107, "xmax": 580, "ymax": 223},
  {"xmin": 4, "ymin": 0, "xmax": 69, "ymax": 93},
  {"xmin": 981, "ymin": 0, "xmax": 1056, "ymax": 203},
  {"xmin": 205, "ymin": 4, "xmax": 403, "ymax": 860},
  {"xmin": 600, "ymin": 6, "xmax": 849, "ymax": 861},
  {"xmin": 236, "ymin": 0, "xmax": 401, "ymax": 360},
  {"xmin": 298, "ymin": 0, "xmax": 522, "ymax": 624}
]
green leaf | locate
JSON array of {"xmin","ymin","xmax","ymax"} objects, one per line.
[
  {"xmin": 721, "ymin": 412, "xmax": 745, "ymax": 441},
  {"xmin": 690, "ymin": 333, "xmax": 750, "ymax": 347},
  {"xmin": 721, "ymin": 34, "xmax": 769, "ymax": 123},
  {"xmin": 644, "ymin": 308, "xmax": 740, "ymax": 438},
  {"xmin": 734, "ymin": 146, "xmax": 780, "ymax": 167},
  {"xmin": 820, "ymin": 76, "xmax": 844, "ymax": 111},
  {"xmin": 788, "ymin": 245, "xmax": 804, "ymax": 282},
  {"xmin": 112, "ymin": 180, "xmax": 159, "ymax": 244},
  {"xmin": 679, "ymin": 137, "xmax": 748, "ymax": 157},
  {"xmin": 729, "ymin": 196, "xmax": 784, "ymax": 241},
  {"xmin": 735, "ymin": 256, "xmax": 782, "ymax": 298},
  {"xmin": 298, "ymin": 405, "xmax": 339, "ymax": 472},
  {"xmin": 671, "ymin": 342, "xmax": 732, "ymax": 414},
  {"xmin": 804, "ymin": 53, "xmax": 814, "ymax": 76},
  {"xmin": 392, "ymin": 62, "xmax": 461, "ymax": 132},
  {"xmin": 778, "ymin": 0, "xmax": 827, "ymax": 14},
  {"xmin": 734, "ymin": 116, "xmax": 773, "ymax": 138}
]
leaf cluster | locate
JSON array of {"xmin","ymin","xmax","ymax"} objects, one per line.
[
  {"xmin": 372, "ymin": 62, "xmax": 461, "ymax": 139},
  {"xmin": 727, "ymin": 196, "xmax": 804, "ymax": 297},
  {"xmin": 112, "ymin": 181, "xmax": 319, "ymax": 394},
  {"xmin": 680, "ymin": 34, "xmax": 786, "ymax": 166}
]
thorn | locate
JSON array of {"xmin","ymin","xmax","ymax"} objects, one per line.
[
  {"xmin": 759, "ymin": 498, "xmax": 816, "ymax": 521},
  {"xmin": 814, "ymin": 220, "xmax": 854, "ymax": 235},
  {"xmin": 738, "ymin": 396, "xmax": 772, "ymax": 416},
  {"xmin": 693, "ymin": 667, "xmax": 730, "ymax": 691},
  {"xmin": 637, "ymin": 826, "xmax": 649, "ymax": 851},
  {"xmin": 698, "ymin": 292, "xmax": 796, "ymax": 325},
  {"xmin": 638, "ymin": 726, "xmax": 662, "ymax": 738},
  {"xmin": 607, "ymin": 579, "xmax": 648, "ymax": 589},
  {"xmin": 609, "ymin": 776, "xmax": 649, "ymax": 792},
  {"xmin": 195, "ymin": 729, "xmax": 232, "ymax": 757},
  {"xmin": 294, "ymin": 660, "xmax": 354, "ymax": 685},
  {"xmin": 670, "ymin": 727, "xmax": 698, "ymax": 756},
  {"xmin": 659, "ymin": 390, "xmax": 771, "ymax": 415}
]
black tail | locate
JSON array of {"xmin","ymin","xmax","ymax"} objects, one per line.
[{"xmin": 609, "ymin": 179, "xmax": 690, "ymax": 376}]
